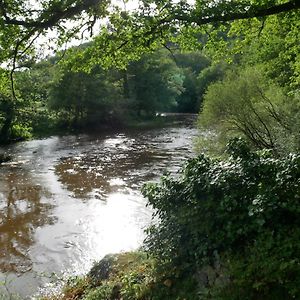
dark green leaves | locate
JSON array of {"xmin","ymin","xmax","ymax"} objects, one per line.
[{"xmin": 143, "ymin": 140, "xmax": 300, "ymax": 298}]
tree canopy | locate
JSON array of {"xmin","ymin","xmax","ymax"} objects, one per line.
[
  {"xmin": 2, "ymin": 0, "xmax": 299, "ymax": 29},
  {"xmin": 1, "ymin": 0, "xmax": 299, "ymax": 68}
]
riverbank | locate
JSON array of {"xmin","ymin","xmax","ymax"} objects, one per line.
[
  {"xmin": 43, "ymin": 141, "xmax": 299, "ymax": 300},
  {"xmin": 0, "ymin": 114, "xmax": 197, "ymax": 146},
  {"xmin": 40, "ymin": 251, "xmax": 199, "ymax": 300},
  {"xmin": 40, "ymin": 252, "xmax": 154, "ymax": 300}
]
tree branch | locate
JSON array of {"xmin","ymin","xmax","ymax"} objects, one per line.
[
  {"xmin": 2, "ymin": 0, "xmax": 299, "ymax": 31},
  {"xmin": 3, "ymin": 0, "xmax": 103, "ymax": 29},
  {"xmin": 177, "ymin": 0, "xmax": 300, "ymax": 25}
]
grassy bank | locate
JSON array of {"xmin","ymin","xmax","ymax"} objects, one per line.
[{"xmin": 40, "ymin": 251, "xmax": 198, "ymax": 300}]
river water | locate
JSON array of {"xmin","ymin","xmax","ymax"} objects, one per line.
[{"xmin": 0, "ymin": 116, "xmax": 197, "ymax": 298}]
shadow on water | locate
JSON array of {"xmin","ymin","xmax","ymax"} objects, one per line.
[
  {"xmin": 54, "ymin": 134, "xmax": 170, "ymax": 199},
  {"xmin": 0, "ymin": 172, "xmax": 56, "ymax": 274}
]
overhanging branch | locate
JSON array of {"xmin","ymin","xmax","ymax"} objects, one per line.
[
  {"xmin": 2, "ymin": 0, "xmax": 102, "ymax": 29},
  {"xmin": 182, "ymin": 0, "xmax": 300, "ymax": 25},
  {"xmin": 1, "ymin": 0, "xmax": 299, "ymax": 31}
]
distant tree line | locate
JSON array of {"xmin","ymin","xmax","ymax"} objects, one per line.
[{"xmin": 0, "ymin": 47, "xmax": 225, "ymax": 142}]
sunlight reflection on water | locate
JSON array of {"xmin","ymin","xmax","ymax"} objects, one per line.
[{"xmin": 0, "ymin": 116, "xmax": 197, "ymax": 298}]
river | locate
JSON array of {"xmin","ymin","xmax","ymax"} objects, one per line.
[{"xmin": 0, "ymin": 116, "xmax": 197, "ymax": 298}]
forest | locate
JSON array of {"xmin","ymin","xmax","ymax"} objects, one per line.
[
  {"xmin": 0, "ymin": 48, "xmax": 216, "ymax": 141},
  {"xmin": 0, "ymin": 0, "xmax": 300, "ymax": 299}
]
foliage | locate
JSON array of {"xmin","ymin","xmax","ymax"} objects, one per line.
[
  {"xmin": 197, "ymin": 66, "xmax": 300, "ymax": 155},
  {"xmin": 43, "ymin": 252, "xmax": 154, "ymax": 300},
  {"xmin": 0, "ymin": 69, "xmax": 15, "ymax": 141},
  {"xmin": 0, "ymin": 0, "xmax": 298, "ymax": 143},
  {"xmin": 1, "ymin": 0, "xmax": 297, "ymax": 78},
  {"xmin": 42, "ymin": 251, "xmax": 201, "ymax": 300},
  {"xmin": 49, "ymin": 66, "xmax": 124, "ymax": 128},
  {"xmin": 172, "ymin": 52, "xmax": 210, "ymax": 113},
  {"xmin": 142, "ymin": 138, "xmax": 300, "ymax": 299},
  {"xmin": 1, "ymin": 47, "xmax": 210, "ymax": 142},
  {"xmin": 126, "ymin": 50, "xmax": 184, "ymax": 116},
  {"xmin": 228, "ymin": 12, "xmax": 300, "ymax": 89},
  {"xmin": 210, "ymin": 230, "xmax": 300, "ymax": 300},
  {"xmin": 196, "ymin": 62, "xmax": 227, "ymax": 104}
]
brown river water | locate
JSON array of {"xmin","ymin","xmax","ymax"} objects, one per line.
[{"xmin": 0, "ymin": 116, "xmax": 197, "ymax": 298}]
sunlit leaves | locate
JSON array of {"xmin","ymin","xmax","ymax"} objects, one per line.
[{"xmin": 197, "ymin": 66, "xmax": 300, "ymax": 155}]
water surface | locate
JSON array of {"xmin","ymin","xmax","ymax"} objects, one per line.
[{"xmin": 0, "ymin": 116, "xmax": 197, "ymax": 298}]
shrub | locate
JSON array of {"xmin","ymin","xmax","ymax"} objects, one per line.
[{"xmin": 143, "ymin": 138, "xmax": 300, "ymax": 299}]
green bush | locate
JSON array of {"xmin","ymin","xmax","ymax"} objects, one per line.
[
  {"xmin": 197, "ymin": 66, "xmax": 300, "ymax": 156},
  {"xmin": 213, "ymin": 230, "xmax": 300, "ymax": 300},
  {"xmin": 11, "ymin": 123, "xmax": 32, "ymax": 140},
  {"xmin": 84, "ymin": 283, "xmax": 113, "ymax": 300},
  {"xmin": 143, "ymin": 138, "xmax": 300, "ymax": 299}
]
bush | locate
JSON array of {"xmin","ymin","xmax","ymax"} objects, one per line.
[
  {"xmin": 213, "ymin": 230, "xmax": 300, "ymax": 300},
  {"xmin": 143, "ymin": 138, "xmax": 300, "ymax": 299},
  {"xmin": 10, "ymin": 123, "xmax": 32, "ymax": 140},
  {"xmin": 197, "ymin": 66, "xmax": 300, "ymax": 156}
]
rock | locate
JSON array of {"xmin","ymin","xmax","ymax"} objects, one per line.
[
  {"xmin": 163, "ymin": 279, "xmax": 172, "ymax": 288},
  {"xmin": 88, "ymin": 254, "xmax": 117, "ymax": 284}
]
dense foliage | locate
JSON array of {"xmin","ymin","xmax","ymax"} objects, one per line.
[
  {"xmin": 198, "ymin": 67, "xmax": 300, "ymax": 155},
  {"xmin": 0, "ymin": 0, "xmax": 298, "ymax": 144},
  {"xmin": 196, "ymin": 5, "xmax": 300, "ymax": 155},
  {"xmin": 0, "ymin": 1, "xmax": 299, "ymax": 299},
  {"xmin": 0, "ymin": 48, "xmax": 217, "ymax": 142},
  {"xmin": 143, "ymin": 139, "xmax": 300, "ymax": 299}
]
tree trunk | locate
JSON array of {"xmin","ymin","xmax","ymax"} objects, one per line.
[{"xmin": 0, "ymin": 105, "xmax": 14, "ymax": 143}]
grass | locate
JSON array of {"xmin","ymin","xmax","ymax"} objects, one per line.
[
  {"xmin": 40, "ymin": 251, "xmax": 197, "ymax": 300},
  {"xmin": 40, "ymin": 252, "xmax": 155, "ymax": 300}
]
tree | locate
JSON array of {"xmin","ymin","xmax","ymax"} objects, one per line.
[
  {"xmin": 0, "ymin": 0, "xmax": 299, "ymax": 141},
  {"xmin": 196, "ymin": 62, "xmax": 227, "ymax": 104},
  {"xmin": 127, "ymin": 50, "xmax": 184, "ymax": 116},
  {"xmin": 0, "ymin": 69, "xmax": 15, "ymax": 142},
  {"xmin": 49, "ymin": 66, "xmax": 123, "ymax": 127},
  {"xmin": 197, "ymin": 66, "xmax": 300, "ymax": 155},
  {"xmin": 0, "ymin": 0, "xmax": 298, "ymax": 90},
  {"xmin": 1, "ymin": 0, "xmax": 299, "ymax": 71},
  {"xmin": 2, "ymin": 1, "xmax": 299, "ymax": 37},
  {"xmin": 173, "ymin": 52, "xmax": 210, "ymax": 113},
  {"xmin": 214, "ymin": 9, "xmax": 300, "ymax": 89}
]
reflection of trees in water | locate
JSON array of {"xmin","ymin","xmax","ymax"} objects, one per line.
[
  {"xmin": 55, "ymin": 127, "xmax": 196, "ymax": 199},
  {"xmin": 55, "ymin": 147, "xmax": 164, "ymax": 199},
  {"xmin": 0, "ymin": 172, "xmax": 56, "ymax": 274},
  {"xmin": 55, "ymin": 158, "xmax": 111, "ymax": 199}
]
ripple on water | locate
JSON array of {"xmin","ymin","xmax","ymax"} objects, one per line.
[{"xmin": 0, "ymin": 117, "xmax": 198, "ymax": 298}]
